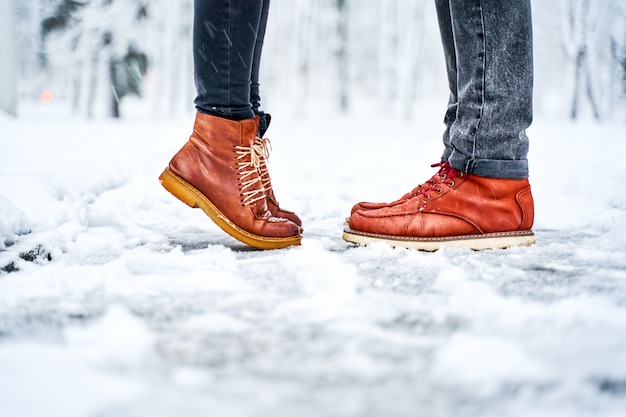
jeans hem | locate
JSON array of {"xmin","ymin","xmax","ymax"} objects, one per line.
[{"xmin": 448, "ymin": 153, "xmax": 529, "ymax": 179}]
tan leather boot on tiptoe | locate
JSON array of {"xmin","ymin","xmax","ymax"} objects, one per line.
[
  {"xmin": 344, "ymin": 164, "xmax": 535, "ymax": 251},
  {"xmin": 159, "ymin": 112, "xmax": 301, "ymax": 249}
]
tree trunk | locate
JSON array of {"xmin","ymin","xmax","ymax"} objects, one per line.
[
  {"xmin": 86, "ymin": 49, "xmax": 100, "ymax": 118},
  {"xmin": 109, "ymin": 57, "xmax": 120, "ymax": 118},
  {"xmin": 336, "ymin": 0, "xmax": 349, "ymax": 112},
  {"xmin": 584, "ymin": 61, "xmax": 600, "ymax": 119},
  {"xmin": 570, "ymin": 47, "xmax": 584, "ymax": 119},
  {"xmin": 0, "ymin": 0, "xmax": 18, "ymax": 116}
]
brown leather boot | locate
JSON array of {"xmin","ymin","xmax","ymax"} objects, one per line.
[
  {"xmin": 253, "ymin": 114, "xmax": 302, "ymax": 227},
  {"xmin": 159, "ymin": 112, "xmax": 301, "ymax": 249},
  {"xmin": 343, "ymin": 165, "xmax": 535, "ymax": 251},
  {"xmin": 350, "ymin": 162, "xmax": 450, "ymax": 214}
]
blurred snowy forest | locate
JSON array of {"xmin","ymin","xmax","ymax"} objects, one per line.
[{"xmin": 8, "ymin": 0, "xmax": 626, "ymax": 121}]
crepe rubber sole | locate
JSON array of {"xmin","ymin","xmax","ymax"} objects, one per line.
[
  {"xmin": 342, "ymin": 226, "xmax": 535, "ymax": 251},
  {"xmin": 159, "ymin": 168, "xmax": 301, "ymax": 250}
]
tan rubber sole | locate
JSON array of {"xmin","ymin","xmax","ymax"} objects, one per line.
[
  {"xmin": 159, "ymin": 168, "xmax": 301, "ymax": 250},
  {"xmin": 342, "ymin": 227, "xmax": 535, "ymax": 251}
]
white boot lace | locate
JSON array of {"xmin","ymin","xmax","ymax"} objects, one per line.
[
  {"xmin": 234, "ymin": 143, "xmax": 267, "ymax": 206},
  {"xmin": 255, "ymin": 136, "xmax": 274, "ymax": 193}
]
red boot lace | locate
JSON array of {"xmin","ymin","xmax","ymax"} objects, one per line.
[
  {"xmin": 400, "ymin": 162, "xmax": 449, "ymax": 198},
  {"xmin": 419, "ymin": 161, "xmax": 463, "ymax": 200}
]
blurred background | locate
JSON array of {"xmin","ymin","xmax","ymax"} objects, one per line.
[{"xmin": 1, "ymin": 0, "xmax": 625, "ymax": 122}]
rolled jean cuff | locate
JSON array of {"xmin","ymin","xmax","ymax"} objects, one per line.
[{"xmin": 448, "ymin": 152, "xmax": 529, "ymax": 179}]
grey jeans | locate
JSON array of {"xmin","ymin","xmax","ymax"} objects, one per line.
[{"xmin": 436, "ymin": 0, "xmax": 533, "ymax": 179}]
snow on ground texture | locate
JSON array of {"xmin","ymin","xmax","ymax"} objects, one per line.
[{"xmin": 1, "ymin": 104, "xmax": 626, "ymax": 417}]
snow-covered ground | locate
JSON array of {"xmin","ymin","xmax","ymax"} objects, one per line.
[{"xmin": 1, "ymin": 102, "xmax": 626, "ymax": 417}]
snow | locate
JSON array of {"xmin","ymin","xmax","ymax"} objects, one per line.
[{"xmin": 1, "ymin": 102, "xmax": 626, "ymax": 417}]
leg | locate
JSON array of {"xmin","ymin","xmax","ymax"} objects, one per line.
[
  {"xmin": 193, "ymin": 0, "xmax": 264, "ymax": 120},
  {"xmin": 446, "ymin": 0, "xmax": 533, "ymax": 179},
  {"xmin": 344, "ymin": 0, "xmax": 535, "ymax": 250},
  {"xmin": 160, "ymin": 0, "xmax": 301, "ymax": 249}
]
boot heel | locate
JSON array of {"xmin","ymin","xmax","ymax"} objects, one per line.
[{"xmin": 159, "ymin": 168, "xmax": 198, "ymax": 209}]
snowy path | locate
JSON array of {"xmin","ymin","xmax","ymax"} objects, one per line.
[{"xmin": 1, "ymin": 106, "xmax": 626, "ymax": 417}]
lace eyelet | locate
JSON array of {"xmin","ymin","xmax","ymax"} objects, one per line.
[
  {"xmin": 448, "ymin": 180, "xmax": 454, "ymax": 187},
  {"xmin": 437, "ymin": 188, "xmax": 443, "ymax": 193},
  {"xmin": 424, "ymin": 194, "xmax": 431, "ymax": 200}
]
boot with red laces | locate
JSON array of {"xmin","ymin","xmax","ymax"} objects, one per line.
[
  {"xmin": 159, "ymin": 112, "xmax": 301, "ymax": 249},
  {"xmin": 254, "ymin": 113, "xmax": 302, "ymax": 227},
  {"xmin": 344, "ymin": 163, "xmax": 535, "ymax": 251}
]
